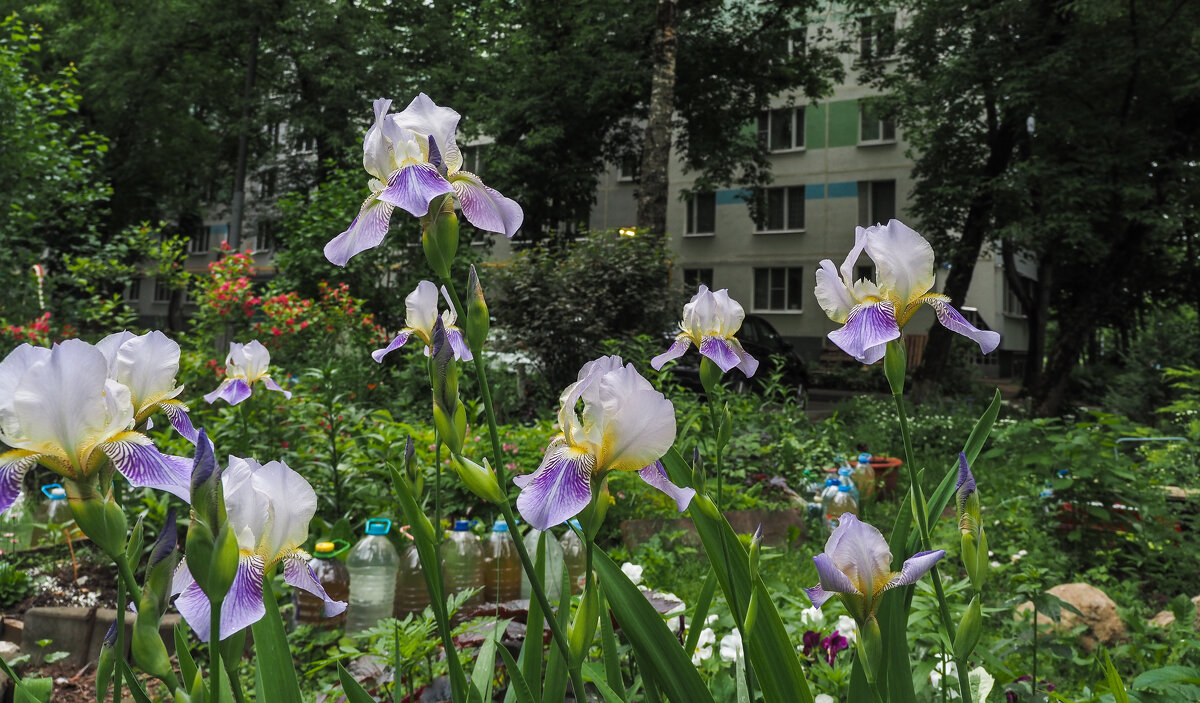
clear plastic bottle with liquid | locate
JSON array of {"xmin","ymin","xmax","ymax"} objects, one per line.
[
  {"xmin": 837, "ymin": 466, "xmax": 861, "ymax": 504},
  {"xmin": 852, "ymin": 452, "xmax": 876, "ymax": 500},
  {"xmin": 482, "ymin": 520, "xmax": 522, "ymax": 604},
  {"xmin": 559, "ymin": 520, "xmax": 586, "ymax": 594},
  {"xmin": 393, "ymin": 543, "xmax": 430, "ymax": 618},
  {"xmin": 346, "ymin": 519, "xmax": 400, "ymax": 635},
  {"xmin": 825, "ymin": 485, "xmax": 860, "ymax": 533},
  {"xmin": 520, "ymin": 527, "xmax": 565, "ymax": 601},
  {"xmin": 296, "ymin": 541, "xmax": 349, "ymax": 626},
  {"xmin": 441, "ymin": 520, "xmax": 484, "ymax": 608}
]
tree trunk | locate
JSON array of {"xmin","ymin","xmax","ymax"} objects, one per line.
[
  {"xmin": 229, "ymin": 25, "xmax": 260, "ymax": 251},
  {"xmin": 913, "ymin": 106, "xmax": 1020, "ymax": 394},
  {"xmin": 1023, "ymin": 257, "xmax": 1051, "ymax": 394},
  {"xmin": 636, "ymin": 0, "xmax": 677, "ymax": 238}
]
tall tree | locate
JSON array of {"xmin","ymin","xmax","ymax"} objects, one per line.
[{"xmin": 636, "ymin": 0, "xmax": 678, "ymax": 237}]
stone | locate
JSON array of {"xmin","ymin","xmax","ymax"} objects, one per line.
[
  {"xmin": 1148, "ymin": 595, "xmax": 1200, "ymax": 630},
  {"xmin": 0, "ymin": 640, "xmax": 19, "ymax": 691},
  {"xmin": 21, "ymin": 607, "xmax": 181, "ymax": 665},
  {"xmin": 1015, "ymin": 583, "xmax": 1126, "ymax": 651}
]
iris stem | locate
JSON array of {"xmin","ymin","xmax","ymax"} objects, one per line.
[
  {"xmin": 113, "ymin": 570, "xmax": 125, "ymax": 703},
  {"xmin": 892, "ymin": 391, "xmax": 972, "ymax": 702},
  {"xmin": 210, "ymin": 597, "xmax": 221, "ymax": 703}
]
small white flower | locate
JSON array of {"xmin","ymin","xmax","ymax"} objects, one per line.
[
  {"xmin": 719, "ymin": 631, "xmax": 744, "ymax": 662},
  {"xmin": 835, "ymin": 615, "xmax": 857, "ymax": 644},
  {"xmin": 800, "ymin": 605, "xmax": 826, "ymax": 628},
  {"xmin": 705, "ymin": 613, "xmax": 718, "ymax": 626},
  {"xmin": 620, "ymin": 562, "xmax": 643, "ymax": 585},
  {"xmin": 929, "ymin": 656, "xmax": 960, "ymax": 698},
  {"xmin": 815, "ymin": 695, "xmax": 835, "ymax": 703},
  {"xmin": 990, "ymin": 560, "xmax": 1002, "ymax": 568},
  {"xmin": 692, "ymin": 628, "xmax": 716, "ymax": 665}
]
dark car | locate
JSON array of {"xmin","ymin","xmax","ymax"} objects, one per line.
[{"xmin": 666, "ymin": 315, "xmax": 810, "ymax": 406}]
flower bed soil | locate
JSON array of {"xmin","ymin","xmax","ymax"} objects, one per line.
[{"xmin": 6, "ymin": 543, "xmax": 118, "ymax": 617}]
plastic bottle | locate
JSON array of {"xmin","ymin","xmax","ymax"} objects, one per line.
[
  {"xmin": 394, "ymin": 543, "xmax": 430, "ymax": 618},
  {"xmin": 482, "ymin": 520, "xmax": 522, "ymax": 604},
  {"xmin": 346, "ymin": 518, "xmax": 400, "ymax": 636},
  {"xmin": 441, "ymin": 520, "xmax": 484, "ymax": 608},
  {"xmin": 296, "ymin": 541, "xmax": 349, "ymax": 626},
  {"xmin": 520, "ymin": 527, "xmax": 565, "ymax": 601},
  {"xmin": 819, "ymin": 478, "xmax": 840, "ymax": 517},
  {"xmin": 852, "ymin": 452, "xmax": 876, "ymax": 500},
  {"xmin": 837, "ymin": 466, "xmax": 860, "ymax": 503},
  {"xmin": 559, "ymin": 520, "xmax": 587, "ymax": 594},
  {"xmin": 825, "ymin": 485, "xmax": 860, "ymax": 533},
  {"xmin": 32, "ymin": 484, "xmax": 73, "ymax": 544}
]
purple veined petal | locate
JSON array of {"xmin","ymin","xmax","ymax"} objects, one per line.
[
  {"xmin": 699, "ymin": 336, "xmax": 741, "ymax": 373},
  {"xmin": 176, "ymin": 555, "xmax": 268, "ymax": 642},
  {"xmin": 824, "ymin": 513, "xmax": 892, "ymax": 597},
  {"xmin": 0, "ymin": 450, "xmax": 39, "ymax": 516},
  {"xmin": 827, "ymin": 301, "xmax": 900, "ymax": 364},
  {"xmin": 637, "ymin": 460, "xmax": 695, "ymax": 512},
  {"xmin": 260, "ymin": 376, "xmax": 293, "ymax": 400},
  {"xmin": 884, "ymin": 550, "xmax": 946, "ymax": 591},
  {"xmin": 446, "ymin": 327, "xmax": 474, "ymax": 362},
  {"xmin": 813, "ymin": 552, "xmax": 861, "ymax": 596},
  {"xmin": 378, "ymin": 162, "xmax": 454, "ymax": 218},
  {"xmin": 173, "ymin": 573, "xmax": 213, "ymax": 640},
  {"xmin": 372, "ymin": 330, "xmax": 413, "ymax": 363},
  {"xmin": 203, "ymin": 378, "xmax": 252, "ymax": 406},
  {"xmin": 650, "ymin": 335, "xmax": 692, "ymax": 371},
  {"xmin": 325, "ymin": 193, "xmax": 396, "ymax": 267},
  {"xmin": 726, "ymin": 337, "xmax": 759, "ymax": 378},
  {"xmin": 100, "ymin": 432, "xmax": 192, "ymax": 502},
  {"xmin": 956, "ymin": 453, "xmax": 976, "ymax": 501},
  {"xmin": 449, "ymin": 171, "xmax": 524, "ymax": 237},
  {"xmin": 514, "ymin": 441, "xmax": 595, "ymax": 530},
  {"xmin": 804, "ymin": 584, "xmax": 836, "ymax": 609},
  {"xmin": 160, "ymin": 400, "xmax": 199, "ymax": 444},
  {"xmin": 282, "ymin": 553, "xmax": 348, "ymax": 617},
  {"xmin": 923, "ymin": 295, "xmax": 1001, "ymax": 354}
]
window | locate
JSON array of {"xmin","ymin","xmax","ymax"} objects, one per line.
[
  {"xmin": 297, "ymin": 135, "xmax": 317, "ymax": 153},
  {"xmin": 153, "ymin": 279, "xmax": 173, "ymax": 303},
  {"xmin": 461, "ymin": 144, "xmax": 487, "ymax": 174},
  {"xmin": 757, "ymin": 107, "xmax": 804, "ymax": 152},
  {"xmin": 859, "ymin": 13, "xmax": 896, "ymax": 60},
  {"xmin": 1003, "ymin": 275, "xmax": 1035, "ymax": 316},
  {"xmin": 861, "ymin": 180, "xmax": 896, "ymax": 225},
  {"xmin": 259, "ymin": 168, "xmax": 278, "ymax": 198},
  {"xmin": 860, "ymin": 102, "xmax": 896, "ymax": 143},
  {"xmin": 755, "ymin": 186, "xmax": 805, "ymax": 232},
  {"xmin": 618, "ymin": 154, "xmax": 640, "ymax": 182},
  {"xmin": 753, "ymin": 267, "xmax": 804, "ymax": 311},
  {"xmin": 125, "ymin": 278, "xmax": 142, "ymax": 302},
  {"xmin": 251, "ymin": 220, "xmax": 276, "ymax": 252},
  {"xmin": 771, "ymin": 26, "xmax": 806, "ymax": 59},
  {"xmin": 683, "ymin": 268, "xmax": 714, "ymax": 290},
  {"xmin": 189, "ymin": 225, "xmax": 210, "ymax": 254},
  {"xmin": 685, "ymin": 192, "xmax": 716, "ymax": 235}
]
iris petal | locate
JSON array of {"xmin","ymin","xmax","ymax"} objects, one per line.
[
  {"xmin": 204, "ymin": 378, "xmax": 252, "ymax": 406},
  {"xmin": 514, "ymin": 441, "xmax": 594, "ymax": 530},
  {"xmin": 450, "ymin": 171, "xmax": 524, "ymax": 237},
  {"xmin": 699, "ymin": 337, "xmax": 741, "ymax": 373},
  {"xmin": 638, "ymin": 460, "xmax": 695, "ymax": 512},
  {"xmin": 101, "ymin": 432, "xmax": 192, "ymax": 502},
  {"xmin": 160, "ymin": 401, "xmax": 199, "ymax": 444},
  {"xmin": 372, "ymin": 330, "xmax": 413, "ymax": 363},
  {"xmin": 378, "ymin": 163, "xmax": 454, "ymax": 218},
  {"xmin": 283, "ymin": 553, "xmax": 348, "ymax": 617},
  {"xmin": 0, "ymin": 450, "xmax": 38, "ymax": 515},
  {"xmin": 924, "ymin": 296, "xmax": 1001, "ymax": 354},
  {"xmin": 884, "ymin": 550, "xmax": 946, "ymax": 590},
  {"xmin": 827, "ymin": 301, "xmax": 900, "ymax": 364},
  {"xmin": 650, "ymin": 336, "xmax": 692, "ymax": 370},
  {"xmin": 325, "ymin": 193, "xmax": 395, "ymax": 267},
  {"xmin": 260, "ymin": 376, "xmax": 293, "ymax": 400}
]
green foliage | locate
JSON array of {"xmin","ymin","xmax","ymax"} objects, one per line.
[
  {"xmin": 494, "ymin": 230, "xmax": 681, "ymax": 390},
  {"xmin": 0, "ymin": 561, "xmax": 33, "ymax": 607}
]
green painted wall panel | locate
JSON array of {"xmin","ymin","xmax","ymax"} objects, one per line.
[
  {"xmin": 828, "ymin": 99, "xmax": 859, "ymax": 147},
  {"xmin": 805, "ymin": 103, "xmax": 827, "ymax": 149}
]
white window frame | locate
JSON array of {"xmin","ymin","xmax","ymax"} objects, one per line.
[
  {"xmin": 125, "ymin": 278, "xmax": 142, "ymax": 302},
  {"xmin": 153, "ymin": 279, "xmax": 173, "ymax": 303},
  {"xmin": 859, "ymin": 103, "xmax": 896, "ymax": 145},
  {"xmin": 251, "ymin": 219, "xmax": 276, "ymax": 253},
  {"xmin": 685, "ymin": 191, "xmax": 716, "ymax": 237},
  {"xmin": 683, "ymin": 268, "xmax": 714, "ymax": 290},
  {"xmin": 752, "ymin": 266, "xmax": 805, "ymax": 313},
  {"xmin": 758, "ymin": 107, "xmax": 805, "ymax": 153},
  {"xmin": 859, "ymin": 13, "xmax": 897, "ymax": 61},
  {"xmin": 862, "ymin": 180, "xmax": 897, "ymax": 225},
  {"xmin": 754, "ymin": 186, "xmax": 806, "ymax": 234},
  {"xmin": 189, "ymin": 227, "xmax": 210, "ymax": 254}
]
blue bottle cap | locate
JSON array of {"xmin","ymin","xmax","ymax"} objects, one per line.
[
  {"xmin": 453, "ymin": 520, "xmax": 472, "ymax": 531},
  {"xmin": 838, "ymin": 467, "xmax": 852, "ymax": 475},
  {"xmin": 825, "ymin": 478, "xmax": 839, "ymax": 487},
  {"xmin": 41, "ymin": 483, "xmax": 66, "ymax": 500},
  {"xmin": 492, "ymin": 520, "xmax": 509, "ymax": 532},
  {"xmin": 838, "ymin": 484, "xmax": 852, "ymax": 492},
  {"xmin": 364, "ymin": 518, "xmax": 391, "ymax": 535},
  {"xmin": 858, "ymin": 453, "xmax": 873, "ymax": 463}
]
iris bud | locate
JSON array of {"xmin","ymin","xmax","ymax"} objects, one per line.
[
  {"xmin": 954, "ymin": 594, "xmax": 983, "ymax": 662},
  {"xmin": 717, "ymin": 403, "xmax": 732, "ymax": 452},
  {"xmin": 65, "ymin": 479, "xmax": 127, "ymax": 560},
  {"xmin": 568, "ymin": 580, "xmax": 599, "ymax": 663},
  {"xmin": 422, "ymin": 203, "xmax": 458, "ymax": 279},
  {"xmin": 859, "ymin": 616, "xmax": 884, "ymax": 684},
  {"xmin": 451, "ymin": 455, "xmax": 505, "ymax": 504},
  {"xmin": 134, "ymin": 510, "xmax": 181, "ymax": 689},
  {"xmin": 464, "ymin": 265, "xmax": 489, "ymax": 353},
  {"xmin": 699, "ymin": 356, "xmax": 722, "ymax": 396},
  {"xmin": 883, "ymin": 340, "xmax": 907, "ymax": 396}
]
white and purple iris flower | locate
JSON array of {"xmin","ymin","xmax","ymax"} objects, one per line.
[
  {"xmin": 651, "ymin": 285, "xmax": 758, "ymax": 377},
  {"xmin": 804, "ymin": 513, "xmax": 944, "ymax": 624},
  {"xmin": 514, "ymin": 355, "xmax": 692, "ymax": 530},
  {"xmin": 97, "ymin": 330, "xmax": 199, "ymax": 443},
  {"xmin": 172, "ymin": 455, "xmax": 346, "ymax": 641},
  {"xmin": 815, "ymin": 220, "xmax": 1001, "ymax": 364},
  {"xmin": 325, "ymin": 94, "xmax": 523, "ymax": 267},
  {"xmin": 372, "ymin": 280, "xmax": 472, "ymax": 363},
  {"xmin": 203, "ymin": 341, "xmax": 292, "ymax": 406},
  {"xmin": 0, "ymin": 340, "xmax": 193, "ymax": 514}
]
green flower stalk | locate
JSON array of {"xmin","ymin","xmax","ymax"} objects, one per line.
[
  {"xmin": 464, "ymin": 264, "xmax": 489, "ymax": 353},
  {"xmin": 133, "ymin": 509, "xmax": 182, "ymax": 691},
  {"xmin": 430, "ymin": 318, "xmax": 467, "ymax": 455}
]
